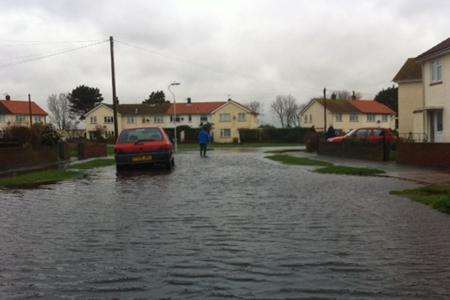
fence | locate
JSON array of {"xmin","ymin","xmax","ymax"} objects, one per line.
[{"xmin": 397, "ymin": 140, "xmax": 450, "ymax": 168}]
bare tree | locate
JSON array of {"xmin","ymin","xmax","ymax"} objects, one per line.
[
  {"xmin": 246, "ymin": 101, "xmax": 262, "ymax": 114},
  {"xmin": 271, "ymin": 95, "xmax": 302, "ymax": 128},
  {"xmin": 47, "ymin": 93, "xmax": 77, "ymax": 130}
]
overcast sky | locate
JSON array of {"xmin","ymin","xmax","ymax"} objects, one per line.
[{"xmin": 0, "ymin": 0, "xmax": 449, "ymax": 123}]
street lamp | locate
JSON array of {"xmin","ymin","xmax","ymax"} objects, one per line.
[{"xmin": 168, "ymin": 82, "xmax": 181, "ymax": 152}]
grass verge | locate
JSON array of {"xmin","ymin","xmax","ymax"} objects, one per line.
[
  {"xmin": 69, "ymin": 158, "xmax": 115, "ymax": 170},
  {"xmin": 266, "ymin": 154, "xmax": 384, "ymax": 177},
  {"xmin": 0, "ymin": 170, "xmax": 84, "ymax": 189},
  {"xmin": 315, "ymin": 165, "xmax": 385, "ymax": 176},
  {"xmin": 265, "ymin": 154, "xmax": 332, "ymax": 166},
  {"xmin": 391, "ymin": 185, "xmax": 450, "ymax": 214}
]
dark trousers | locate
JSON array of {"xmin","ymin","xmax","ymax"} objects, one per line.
[{"xmin": 200, "ymin": 143, "xmax": 207, "ymax": 157}]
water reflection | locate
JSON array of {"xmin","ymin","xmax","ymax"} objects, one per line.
[{"xmin": 1, "ymin": 151, "xmax": 450, "ymax": 299}]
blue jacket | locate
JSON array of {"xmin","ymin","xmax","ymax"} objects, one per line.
[{"xmin": 198, "ymin": 130, "xmax": 211, "ymax": 144}]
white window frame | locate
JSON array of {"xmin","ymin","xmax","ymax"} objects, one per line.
[
  {"xmin": 127, "ymin": 116, "xmax": 135, "ymax": 124},
  {"xmin": 382, "ymin": 115, "xmax": 388, "ymax": 122},
  {"xmin": 350, "ymin": 113, "xmax": 359, "ymax": 122},
  {"xmin": 220, "ymin": 113, "xmax": 231, "ymax": 122},
  {"xmin": 154, "ymin": 115, "xmax": 164, "ymax": 123},
  {"xmin": 0, "ymin": 115, "xmax": 5, "ymax": 123},
  {"xmin": 367, "ymin": 114, "xmax": 375, "ymax": 122},
  {"xmin": 104, "ymin": 116, "xmax": 113, "ymax": 124},
  {"xmin": 335, "ymin": 113, "xmax": 342, "ymax": 122},
  {"xmin": 90, "ymin": 116, "xmax": 97, "ymax": 124},
  {"xmin": 220, "ymin": 128, "xmax": 231, "ymax": 138},
  {"xmin": 16, "ymin": 115, "xmax": 27, "ymax": 122},
  {"xmin": 431, "ymin": 59, "xmax": 442, "ymax": 83},
  {"xmin": 200, "ymin": 115, "xmax": 208, "ymax": 122},
  {"xmin": 238, "ymin": 113, "xmax": 246, "ymax": 122},
  {"xmin": 33, "ymin": 116, "xmax": 42, "ymax": 123}
]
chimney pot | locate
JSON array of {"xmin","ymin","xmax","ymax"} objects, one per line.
[
  {"xmin": 187, "ymin": 97, "xmax": 192, "ymax": 104},
  {"xmin": 5, "ymin": 94, "xmax": 10, "ymax": 101}
]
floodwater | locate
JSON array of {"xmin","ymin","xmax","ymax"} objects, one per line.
[{"xmin": 1, "ymin": 150, "xmax": 450, "ymax": 299}]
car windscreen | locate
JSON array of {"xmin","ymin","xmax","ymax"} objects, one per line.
[{"xmin": 117, "ymin": 128, "xmax": 163, "ymax": 144}]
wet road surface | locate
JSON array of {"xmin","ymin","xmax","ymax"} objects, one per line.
[{"xmin": 1, "ymin": 149, "xmax": 450, "ymax": 299}]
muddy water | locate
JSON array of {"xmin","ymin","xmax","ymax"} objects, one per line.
[{"xmin": 1, "ymin": 150, "xmax": 450, "ymax": 299}]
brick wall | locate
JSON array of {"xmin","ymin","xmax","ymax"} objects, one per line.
[
  {"xmin": 318, "ymin": 140, "xmax": 387, "ymax": 161},
  {"xmin": 0, "ymin": 146, "xmax": 59, "ymax": 172},
  {"xmin": 397, "ymin": 141, "xmax": 450, "ymax": 168}
]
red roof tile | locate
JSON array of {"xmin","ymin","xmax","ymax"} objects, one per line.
[
  {"xmin": 0, "ymin": 100, "xmax": 48, "ymax": 116},
  {"xmin": 350, "ymin": 100, "xmax": 395, "ymax": 115},
  {"xmin": 165, "ymin": 102, "xmax": 226, "ymax": 115}
]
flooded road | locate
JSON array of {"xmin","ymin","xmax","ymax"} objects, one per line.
[{"xmin": 1, "ymin": 150, "xmax": 450, "ymax": 299}]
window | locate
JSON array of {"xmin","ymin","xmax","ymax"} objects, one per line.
[
  {"xmin": 34, "ymin": 116, "xmax": 42, "ymax": 123},
  {"xmin": 355, "ymin": 129, "xmax": 369, "ymax": 138},
  {"xmin": 220, "ymin": 128, "xmax": 231, "ymax": 138},
  {"xmin": 90, "ymin": 116, "xmax": 97, "ymax": 124},
  {"xmin": 0, "ymin": 115, "xmax": 5, "ymax": 123},
  {"xmin": 154, "ymin": 115, "xmax": 164, "ymax": 123},
  {"xmin": 200, "ymin": 115, "xmax": 208, "ymax": 122},
  {"xmin": 238, "ymin": 113, "xmax": 246, "ymax": 122},
  {"xmin": 142, "ymin": 117, "xmax": 151, "ymax": 124},
  {"xmin": 104, "ymin": 116, "xmax": 114, "ymax": 124},
  {"xmin": 350, "ymin": 113, "xmax": 359, "ymax": 122},
  {"xmin": 220, "ymin": 113, "xmax": 231, "ymax": 122},
  {"xmin": 382, "ymin": 115, "xmax": 388, "ymax": 122},
  {"xmin": 431, "ymin": 60, "xmax": 443, "ymax": 83},
  {"xmin": 309, "ymin": 114, "xmax": 312, "ymax": 123},
  {"xmin": 367, "ymin": 114, "xmax": 375, "ymax": 122},
  {"xmin": 16, "ymin": 115, "xmax": 27, "ymax": 122},
  {"xmin": 335, "ymin": 113, "xmax": 342, "ymax": 122},
  {"xmin": 127, "ymin": 116, "xmax": 135, "ymax": 124},
  {"xmin": 304, "ymin": 115, "xmax": 308, "ymax": 123},
  {"xmin": 188, "ymin": 115, "xmax": 192, "ymax": 122},
  {"xmin": 117, "ymin": 128, "xmax": 163, "ymax": 143}
]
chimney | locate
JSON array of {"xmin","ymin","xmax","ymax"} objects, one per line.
[
  {"xmin": 187, "ymin": 97, "xmax": 192, "ymax": 104},
  {"xmin": 351, "ymin": 91, "xmax": 356, "ymax": 100},
  {"xmin": 5, "ymin": 94, "xmax": 10, "ymax": 101}
]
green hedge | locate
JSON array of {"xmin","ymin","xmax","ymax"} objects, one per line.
[{"xmin": 239, "ymin": 127, "xmax": 309, "ymax": 143}]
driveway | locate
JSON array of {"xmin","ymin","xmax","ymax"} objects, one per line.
[{"xmin": 1, "ymin": 149, "xmax": 450, "ymax": 299}]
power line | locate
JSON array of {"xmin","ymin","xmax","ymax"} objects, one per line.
[
  {"xmin": 0, "ymin": 38, "xmax": 106, "ymax": 45},
  {"xmin": 0, "ymin": 40, "xmax": 108, "ymax": 69}
]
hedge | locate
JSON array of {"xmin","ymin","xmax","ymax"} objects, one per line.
[{"xmin": 239, "ymin": 127, "xmax": 309, "ymax": 143}]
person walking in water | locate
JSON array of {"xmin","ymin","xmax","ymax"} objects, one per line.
[{"xmin": 198, "ymin": 126, "xmax": 211, "ymax": 157}]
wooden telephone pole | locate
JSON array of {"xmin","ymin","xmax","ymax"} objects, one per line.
[
  {"xmin": 109, "ymin": 36, "xmax": 119, "ymax": 141},
  {"xmin": 28, "ymin": 94, "xmax": 33, "ymax": 127},
  {"xmin": 323, "ymin": 88, "xmax": 327, "ymax": 131}
]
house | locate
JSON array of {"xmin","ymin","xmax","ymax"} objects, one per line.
[
  {"xmin": 83, "ymin": 98, "xmax": 259, "ymax": 143},
  {"xmin": 394, "ymin": 37, "xmax": 450, "ymax": 142},
  {"xmin": 299, "ymin": 99, "xmax": 396, "ymax": 132},
  {"xmin": 0, "ymin": 95, "xmax": 48, "ymax": 131}
]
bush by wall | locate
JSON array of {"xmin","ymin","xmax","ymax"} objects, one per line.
[{"xmin": 239, "ymin": 127, "xmax": 309, "ymax": 143}]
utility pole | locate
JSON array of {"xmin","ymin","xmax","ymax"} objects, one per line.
[
  {"xmin": 28, "ymin": 94, "xmax": 33, "ymax": 127},
  {"xmin": 323, "ymin": 88, "xmax": 327, "ymax": 131},
  {"xmin": 109, "ymin": 36, "xmax": 119, "ymax": 141}
]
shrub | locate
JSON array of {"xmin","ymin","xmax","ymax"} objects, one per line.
[
  {"xmin": 3, "ymin": 124, "xmax": 60, "ymax": 147},
  {"xmin": 239, "ymin": 127, "xmax": 309, "ymax": 143}
]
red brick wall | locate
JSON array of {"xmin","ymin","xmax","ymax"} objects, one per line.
[
  {"xmin": 397, "ymin": 142, "xmax": 450, "ymax": 168},
  {"xmin": 0, "ymin": 146, "xmax": 59, "ymax": 172}
]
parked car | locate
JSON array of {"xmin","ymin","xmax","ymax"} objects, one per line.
[
  {"xmin": 114, "ymin": 127, "xmax": 174, "ymax": 170},
  {"xmin": 327, "ymin": 128, "xmax": 396, "ymax": 144}
]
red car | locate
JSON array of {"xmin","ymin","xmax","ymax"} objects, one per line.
[
  {"xmin": 327, "ymin": 128, "xmax": 396, "ymax": 144},
  {"xmin": 114, "ymin": 127, "xmax": 174, "ymax": 170}
]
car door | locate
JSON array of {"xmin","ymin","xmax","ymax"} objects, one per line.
[{"xmin": 354, "ymin": 129, "xmax": 369, "ymax": 141}]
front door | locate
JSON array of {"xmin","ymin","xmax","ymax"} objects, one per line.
[
  {"xmin": 428, "ymin": 110, "xmax": 443, "ymax": 143},
  {"xmin": 434, "ymin": 110, "xmax": 444, "ymax": 143}
]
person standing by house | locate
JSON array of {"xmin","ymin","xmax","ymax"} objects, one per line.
[{"xmin": 198, "ymin": 126, "xmax": 211, "ymax": 157}]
